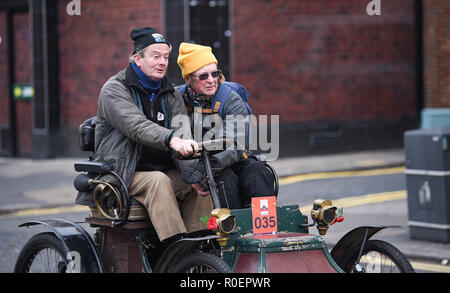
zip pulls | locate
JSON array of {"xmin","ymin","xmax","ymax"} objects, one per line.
[{"xmin": 150, "ymin": 93, "xmax": 156, "ymax": 119}]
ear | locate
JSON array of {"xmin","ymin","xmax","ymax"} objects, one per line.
[{"xmin": 133, "ymin": 54, "xmax": 142, "ymax": 66}]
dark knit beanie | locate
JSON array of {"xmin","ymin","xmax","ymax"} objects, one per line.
[{"xmin": 130, "ymin": 27, "xmax": 171, "ymax": 54}]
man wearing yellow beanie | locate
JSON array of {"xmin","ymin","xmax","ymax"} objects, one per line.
[{"xmin": 176, "ymin": 42, "xmax": 276, "ymax": 210}]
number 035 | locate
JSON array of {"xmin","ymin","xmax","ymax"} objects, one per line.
[{"xmin": 254, "ymin": 216, "xmax": 276, "ymax": 229}]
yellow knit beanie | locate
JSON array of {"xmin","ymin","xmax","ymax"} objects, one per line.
[{"xmin": 177, "ymin": 42, "xmax": 218, "ymax": 79}]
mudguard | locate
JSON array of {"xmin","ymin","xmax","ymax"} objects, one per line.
[
  {"xmin": 330, "ymin": 225, "xmax": 398, "ymax": 266},
  {"xmin": 19, "ymin": 219, "xmax": 103, "ymax": 273},
  {"xmin": 153, "ymin": 234, "xmax": 222, "ymax": 273}
]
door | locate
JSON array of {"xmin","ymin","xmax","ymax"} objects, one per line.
[
  {"xmin": 0, "ymin": 9, "xmax": 32, "ymax": 157},
  {"xmin": 165, "ymin": 0, "xmax": 231, "ymax": 84}
]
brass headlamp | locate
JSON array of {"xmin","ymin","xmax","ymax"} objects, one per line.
[
  {"xmin": 311, "ymin": 199, "xmax": 337, "ymax": 235},
  {"xmin": 92, "ymin": 180, "xmax": 124, "ymax": 221},
  {"xmin": 210, "ymin": 208, "xmax": 236, "ymax": 246}
]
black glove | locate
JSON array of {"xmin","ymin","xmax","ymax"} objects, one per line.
[
  {"xmin": 181, "ymin": 161, "xmax": 205, "ymax": 184},
  {"xmin": 199, "ymin": 179, "xmax": 209, "ymax": 192},
  {"xmin": 180, "ymin": 151, "xmax": 238, "ymax": 184},
  {"xmin": 211, "ymin": 150, "xmax": 237, "ymax": 169}
]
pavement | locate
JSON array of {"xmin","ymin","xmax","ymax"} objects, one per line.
[{"xmin": 1, "ymin": 148, "xmax": 449, "ymax": 269}]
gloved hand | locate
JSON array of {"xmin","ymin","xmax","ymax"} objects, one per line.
[
  {"xmin": 181, "ymin": 161, "xmax": 205, "ymax": 184},
  {"xmin": 211, "ymin": 150, "xmax": 237, "ymax": 169},
  {"xmin": 199, "ymin": 179, "xmax": 209, "ymax": 191},
  {"xmin": 180, "ymin": 150, "xmax": 238, "ymax": 184}
]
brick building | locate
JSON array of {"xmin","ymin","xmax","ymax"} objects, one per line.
[
  {"xmin": 421, "ymin": 0, "xmax": 450, "ymax": 127},
  {"xmin": 0, "ymin": 0, "xmax": 445, "ymax": 159}
]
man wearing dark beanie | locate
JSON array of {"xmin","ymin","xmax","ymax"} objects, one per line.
[{"xmin": 76, "ymin": 27, "xmax": 212, "ymax": 250}]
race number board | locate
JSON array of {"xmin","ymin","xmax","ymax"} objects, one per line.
[{"xmin": 251, "ymin": 196, "xmax": 278, "ymax": 234}]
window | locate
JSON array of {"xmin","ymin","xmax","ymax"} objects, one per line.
[{"xmin": 165, "ymin": 0, "xmax": 230, "ymax": 84}]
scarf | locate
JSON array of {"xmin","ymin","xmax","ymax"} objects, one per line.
[
  {"xmin": 131, "ymin": 63, "xmax": 162, "ymax": 94},
  {"xmin": 186, "ymin": 84, "xmax": 214, "ymax": 107}
]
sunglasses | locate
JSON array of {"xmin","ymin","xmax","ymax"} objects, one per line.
[{"xmin": 191, "ymin": 70, "xmax": 221, "ymax": 81}]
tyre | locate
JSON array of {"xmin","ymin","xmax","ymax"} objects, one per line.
[
  {"xmin": 169, "ymin": 252, "xmax": 232, "ymax": 273},
  {"xmin": 339, "ymin": 239, "xmax": 415, "ymax": 273},
  {"xmin": 14, "ymin": 232, "xmax": 70, "ymax": 273}
]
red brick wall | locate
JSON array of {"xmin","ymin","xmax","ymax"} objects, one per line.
[
  {"xmin": 232, "ymin": 0, "xmax": 418, "ymax": 124},
  {"xmin": 423, "ymin": 0, "xmax": 450, "ymax": 108},
  {"xmin": 0, "ymin": 11, "xmax": 8, "ymax": 126},
  {"xmin": 0, "ymin": 0, "xmax": 423, "ymax": 157},
  {"xmin": 58, "ymin": 0, "xmax": 163, "ymax": 127},
  {"xmin": 13, "ymin": 12, "xmax": 32, "ymax": 156}
]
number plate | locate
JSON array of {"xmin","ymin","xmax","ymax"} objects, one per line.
[{"xmin": 251, "ymin": 196, "xmax": 278, "ymax": 234}]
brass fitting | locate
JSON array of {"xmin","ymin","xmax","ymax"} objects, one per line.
[
  {"xmin": 210, "ymin": 208, "xmax": 236, "ymax": 247},
  {"xmin": 92, "ymin": 180, "xmax": 123, "ymax": 220},
  {"xmin": 311, "ymin": 199, "xmax": 337, "ymax": 235}
]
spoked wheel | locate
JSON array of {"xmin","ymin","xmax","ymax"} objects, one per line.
[
  {"xmin": 14, "ymin": 232, "xmax": 70, "ymax": 273},
  {"xmin": 339, "ymin": 239, "xmax": 415, "ymax": 273},
  {"xmin": 169, "ymin": 252, "xmax": 232, "ymax": 273}
]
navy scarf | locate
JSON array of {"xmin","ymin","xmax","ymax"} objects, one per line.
[{"xmin": 131, "ymin": 63, "xmax": 162, "ymax": 97}]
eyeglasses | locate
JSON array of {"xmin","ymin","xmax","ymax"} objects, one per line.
[{"xmin": 191, "ymin": 70, "xmax": 221, "ymax": 81}]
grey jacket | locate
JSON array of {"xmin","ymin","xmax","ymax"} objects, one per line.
[{"xmin": 75, "ymin": 64, "xmax": 189, "ymax": 207}]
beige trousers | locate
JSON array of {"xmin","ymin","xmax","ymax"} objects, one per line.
[{"xmin": 129, "ymin": 169, "xmax": 213, "ymax": 241}]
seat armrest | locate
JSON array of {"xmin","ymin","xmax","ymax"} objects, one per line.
[{"xmin": 74, "ymin": 161, "xmax": 112, "ymax": 174}]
